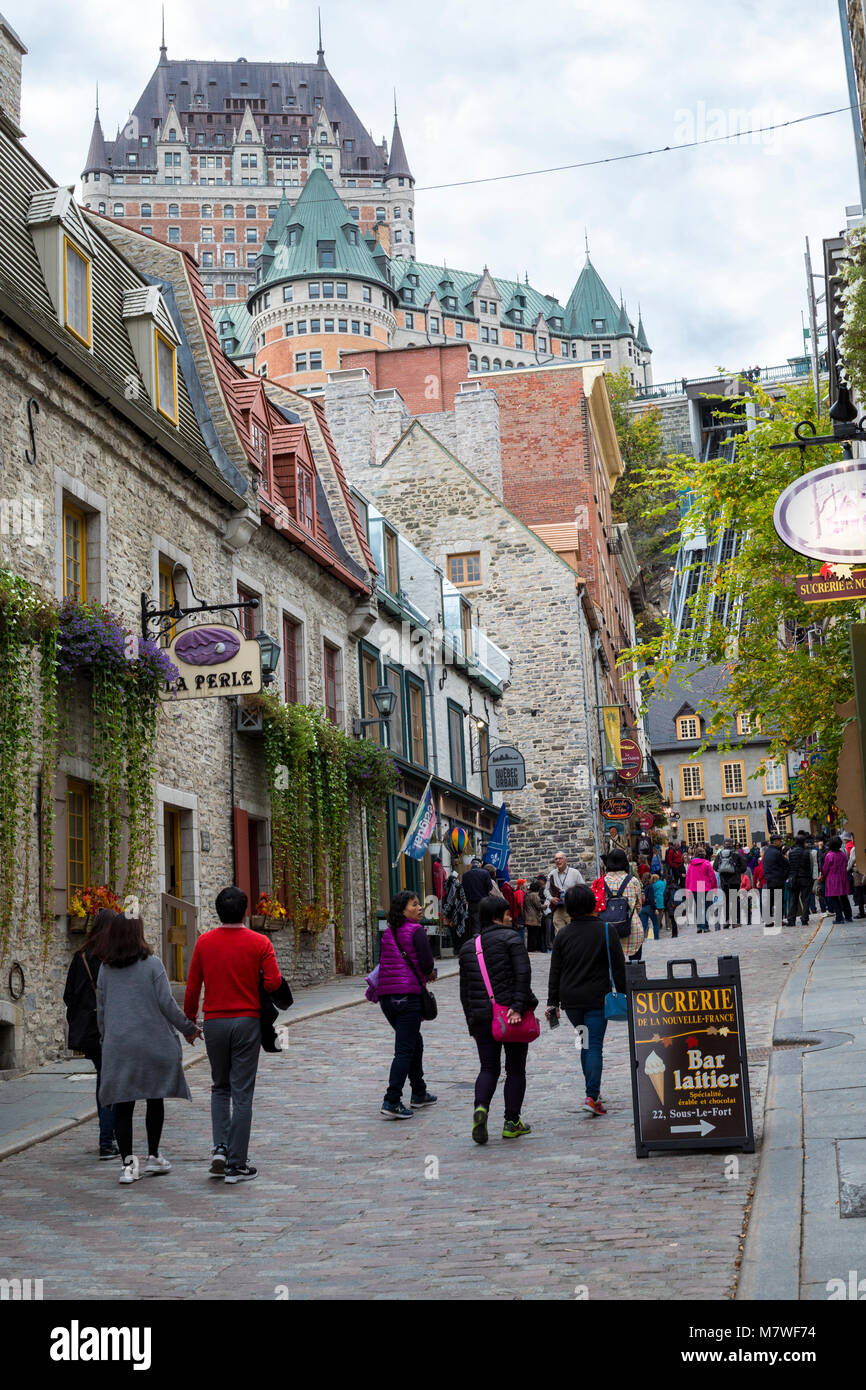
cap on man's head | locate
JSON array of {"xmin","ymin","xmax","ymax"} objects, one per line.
[
  {"xmin": 470, "ymin": 857, "xmax": 481, "ymax": 866},
  {"xmin": 770, "ymin": 833, "xmax": 783, "ymax": 842}
]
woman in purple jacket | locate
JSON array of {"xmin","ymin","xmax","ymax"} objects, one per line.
[
  {"xmin": 378, "ymin": 891, "xmax": 438, "ymax": 1119},
  {"xmin": 821, "ymin": 837, "xmax": 853, "ymax": 923}
]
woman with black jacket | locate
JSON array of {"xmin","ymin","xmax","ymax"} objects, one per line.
[
  {"xmin": 459, "ymin": 893, "xmax": 538, "ymax": 1144},
  {"xmin": 63, "ymin": 909, "xmax": 118, "ymax": 1158},
  {"xmin": 546, "ymin": 884, "xmax": 627, "ymax": 1116}
]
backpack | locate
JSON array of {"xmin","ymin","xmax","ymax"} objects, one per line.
[
  {"xmin": 603, "ymin": 874, "xmax": 635, "ymax": 940},
  {"xmin": 717, "ymin": 848, "xmax": 737, "ymax": 878}
]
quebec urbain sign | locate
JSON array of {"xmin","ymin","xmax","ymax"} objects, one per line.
[
  {"xmin": 160, "ymin": 625, "xmax": 263, "ymax": 701},
  {"xmin": 625, "ymin": 955, "xmax": 755, "ymax": 1158}
]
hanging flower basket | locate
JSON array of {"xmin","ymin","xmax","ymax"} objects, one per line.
[
  {"xmin": 252, "ymin": 895, "xmax": 287, "ymax": 932},
  {"xmin": 68, "ymin": 885, "xmax": 122, "ymax": 933}
]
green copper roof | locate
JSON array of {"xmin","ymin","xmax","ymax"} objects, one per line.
[
  {"xmin": 616, "ymin": 299, "xmax": 631, "ymax": 335},
  {"xmin": 258, "ymin": 166, "xmax": 393, "ymax": 291},
  {"xmin": 216, "ymin": 300, "xmax": 254, "ymax": 356},
  {"xmin": 390, "ymin": 259, "xmax": 567, "ymax": 328},
  {"xmin": 636, "ymin": 309, "xmax": 650, "ymax": 351},
  {"xmin": 564, "ymin": 255, "xmax": 624, "ymax": 337}
]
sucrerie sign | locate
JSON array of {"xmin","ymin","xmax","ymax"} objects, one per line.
[{"xmin": 160, "ymin": 625, "xmax": 263, "ymax": 701}]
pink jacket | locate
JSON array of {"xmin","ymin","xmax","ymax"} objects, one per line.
[{"xmin": 685, "ymin": 858, "xmax": 717, "ymax": 893}]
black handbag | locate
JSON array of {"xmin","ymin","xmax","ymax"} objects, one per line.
[
  {"xmin": 259, "ymin": 974, "xmax": 294, "ymax": 1052},
  {"xmin": 390, "ymin": 927, "xmax": 438, "ymax": 1020}
]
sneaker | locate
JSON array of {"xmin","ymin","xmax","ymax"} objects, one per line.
[
  {"xmin": 380, "ymin": 1101, "xmax": 413, "ymax": 1119},
  {"xmin": 118, "ymin": 1156, "xmax": 140, "ymax": 1185},
  {"xmin": 99, "ymin": 1143, "xmax": 121, "ymax": 1161},
  {"xmin": 502, "ymin": 1118, "xmax": 532, "ymax": 1139},
  {"xmin": 224, "ymin": 1164, "xmax": 257, "ymax": 1184},
  {"xmin": 584, "ymin": 1097, "xmax": 607, "ymax": 1115},
  {"xmin": 208, "ymin": 1145, "xmax": 228, "ymax": 1178},
  {"xmin": 410, "ymin": 1091, "xmax": 438, "ymax": 1107},
  {"xmin": 144, "ymin": 1153, "xmax": 171, "ymax": 1175},
  {"xmin": 472, "ymin": 1105, "xmax": 489, "ymax": 1145}
]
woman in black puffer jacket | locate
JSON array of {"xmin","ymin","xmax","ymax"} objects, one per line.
[{"xmin": 459, "ymin": 893, "xmax": 538, "ymax": 1145}]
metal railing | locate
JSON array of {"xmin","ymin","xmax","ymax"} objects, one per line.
[{"xmin": 635, "ymin": 359, "xmax": 826, "ymax": 401}]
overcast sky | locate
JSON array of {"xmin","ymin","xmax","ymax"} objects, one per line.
[{"xmin": 7, "ymin": 0, "xmax": 857, "ymax": 380}]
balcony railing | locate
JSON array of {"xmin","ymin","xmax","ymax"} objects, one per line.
[{"xmin": 634, "ymin": 359, "xmax": 826, "ymax": 400}]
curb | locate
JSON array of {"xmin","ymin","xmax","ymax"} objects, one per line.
[
  {"xmin": 0, "ymin": 961, "xmax": 461, "ymax": 1163},
  {"xmin": 735, "ymin": 913, "xmax": 834, "ymax": 1301}
]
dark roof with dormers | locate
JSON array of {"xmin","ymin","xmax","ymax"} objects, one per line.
[
  {"xmin": 565, "ymin": 255, "xmax": 625, "ymax": 338},
  {"xmin": 95, "ymin": 54, "xmax": 388, "ymax": 176},
  {"xmin": 645, "ymin": 664, "xmax": 770, "ymax": 753}
]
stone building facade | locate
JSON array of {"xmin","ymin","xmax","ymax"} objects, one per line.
[{"xmin": 0, "ymin": 26, "xmax": 380, "ymax": 1068}]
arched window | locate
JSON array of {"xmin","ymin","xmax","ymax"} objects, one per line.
[
  {"xmin": 505, "ymin": 360, "xmax": 513, "ymax": 368},
  {"xmin": 168, "ymin": 203, "xmax": 179, "ymax": 217},
  {"xmin": 223, "ymin": 204, "xmax": 234, "ymax": 218},
  {"xmin": 493, "ymin": 359, "xmax": 501, "ymax": 370},
  {"xmin": 375, "ymin": 207, "xmax": 386, "ymax": 222},
  {"xmin": 245, "ymin": 205, "xmax": 256, "ymax": 218},
  {"xmin": 469, "ymin": 355, "xmax": 478, "ymax": 370},
  {"xmin": 98, "ymin": 202, "xmax": 106, "ymax": 213},
  {"xmin": 244, "ymin": 130, "xmax": 252, "ymax": 143},
  {"xmin": 349, "ymin": 207, "xmax": 359, "ymax": 220},
  {"xmin": 201, "ymin": 204, "xmax": 212, "ymax": 217},
  {"xmin": 481, "ymin": 356, "xmax": 490, "ymax": 371}
]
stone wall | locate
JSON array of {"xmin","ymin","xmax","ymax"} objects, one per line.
[{"xmin": 628, "ymin": 394, "xmax": 694, "ymax": 457}]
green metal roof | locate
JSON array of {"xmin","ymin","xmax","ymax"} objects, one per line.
[
  {"xmin": 636, "ymin": 309, "xmax": 650, "ymax": 351},
  {"xmin": 216, "ymin": 300, "xmax": 254, "ymax": 355},
  {"xmin": 258, "ymin": 166, "xmax": 393, "ymax": 291},
  {"xmin": 564, "ymin": 255, "xmax": 624, "ymax": 337},
  {"xmin": 390, "ymin": 258, "xmax": 568, "ymax": 328}
]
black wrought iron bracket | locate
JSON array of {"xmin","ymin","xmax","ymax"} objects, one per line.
[
  {"xmin": 769, "ymin": 383, "xmax": 866, "ymax": 460},
  {"xmin": 140, "ymin": 563, "xmax": 259, "ymax": 642}
]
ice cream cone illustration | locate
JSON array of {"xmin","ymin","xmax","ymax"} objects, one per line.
[{"xmin": 644, "ymin": 1049, "xmax": 666, "ymax": 1105}]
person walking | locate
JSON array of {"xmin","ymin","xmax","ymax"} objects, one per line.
[
  {"xmin": 713, "ymin": 840, "xmax": 746, "ymax": 927},
  {"xmin": 685, "ymin": 845, "xmax": 718, "ymax": 932},
  {"xmin": 459, "ymin": 893, "xmax": 537, "ymax": 1143},
  {"xmin": 461, "ymin": 859, "xmax": 495, "ymax": 936},
  {"xmin": 821, "ymin": 837, "xmax": 854, "ymax": 923},
  {"xmin": 375, "ymin": 890, "xmax": 438, "ymax": 1119},
  {"xmin": 545, "ymin": 852, "xmax": 585, "ymax": 935},
  {"xmin": 786, "ymin": 832, "xmax": 814, "ymax": 927},
  {"xmin": 184, "ymin": 885, "xmax": 285, "ymax": 1183},
  {"xmin": 441, "ymin": 867, "xmax": 469, "ymax": 955},
  {"xmin": 762, "ymin": 834, "xmax": 790, "ymax": 927},
  {"xmin": 97, "ymin": 913, "xmax": 201, "ymax": 1185},
  {"xmin": 640, "ymin": 875, "xmax": 660, "ymax": 940},
  {"xmin": 522, "ymin": 876, "xmax": 547, "ymax": 953},
  {"xmin": 665, "ymin": 841, "xmax": 685, "ymax": 888},
  {"xmin": 63, "ymin": 909, "xmax": 118, "ymax": 1159},
  {"xmin": 652, "ymin": 872, "xmax": 667, "ymax": 934},
  {"xmin": 851, "ymin": 848, "xmax": 866, "ymax": 919},
  {"xmin": 546, "ymin": 883, "xmax": 626, "ymax": 1115},
  {"xmin": 601, "ymin": 847, "xmax": 644, "ymax": 959}
]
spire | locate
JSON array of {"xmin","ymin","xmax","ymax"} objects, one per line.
[
  {"xmin": 385, "ymin": 105, "xmax": 413, "ymax": 182},
  {"xmin": 584, "ymin": 227, "xmax": 589, "ymax": 258},
  {"xmin": 316, "ymin": 7, "xmax": 325, "ymax": 66},
  {"xmin": 159, "ymin": 5, "xmax": 167, "ymax": 62},
  {"xmin": 83, "ymin": 101, "xmax": 110, "ymax": 178},
  {"xmin": 636, "ymin": 304, "xmax": 651, "ymax": 352},
  {"xmin": 616, "ymin": 297, "xmax": 631, "ymax": 335},
  {"xmin": 95, "ymin": 82, "xmax": 99, "ymax": 118}
]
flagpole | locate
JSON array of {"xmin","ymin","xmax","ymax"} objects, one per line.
[{"xmin": 391, "ymin": 776, "xmax": 434, "ymax": 867}]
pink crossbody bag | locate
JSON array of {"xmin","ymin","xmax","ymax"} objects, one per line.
[{"xmin": 474, "ymin": 936, "xmax": 540, "ymax": 1043}]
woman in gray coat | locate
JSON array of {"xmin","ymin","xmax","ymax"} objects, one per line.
[{"xmin": 97, "ymin": 913, "xmax": 201, "ymax": 1185}]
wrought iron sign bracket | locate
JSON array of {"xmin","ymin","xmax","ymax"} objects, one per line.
[{"xmin": 140, "ymin": 563, "xmax": 259, "ymax": 642}]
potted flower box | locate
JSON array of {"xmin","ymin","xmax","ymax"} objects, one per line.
[
  {"xmin": 251, "ymin": 895, "xmax": 287, "ymax": 933},
  {"xmin": 68, "ymin": 886, "xmax": 122, "ymax": 934}
]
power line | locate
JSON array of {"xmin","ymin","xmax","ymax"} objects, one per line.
[{"xmin": 414, "ymin": 104, "xmax": 854, "ymax": 194}]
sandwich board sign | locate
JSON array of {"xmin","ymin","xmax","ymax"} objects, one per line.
[{"xmin": 625, "ymin": 955, "xmax": 755, "ymax": 1158}]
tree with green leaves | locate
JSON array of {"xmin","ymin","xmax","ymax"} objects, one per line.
[{"xmin": 619, "ymin": 379, "xmax": 852, "ymax": 823}]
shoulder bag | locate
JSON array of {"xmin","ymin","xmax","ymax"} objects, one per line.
[
  {"xmin": 391, "ymin": 927, "xmax": 438, "ymax": 1021},
  {"xmin": 603, "ymin": 924, "xmax": 628, "ymax": 1021},
  {"xmin": 474, "ymin": 936, "xmax": 540, "ymax": 1043}
]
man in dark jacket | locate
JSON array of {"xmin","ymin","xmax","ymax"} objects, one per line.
[
  {"xmin": 713, "ymin": 840, "xmax": 746, "ymax": 927},
  {"xmin": 786, "ymin": 832, "xmax": 813, "ymax": 926},
  {"xmin": 546, "ymin": 883, "xmax": 626, "ymax": 1114},
  {"xmin": 461, "ymin": 859, "xmax": 494, "ymax": 936},
  {"xmin": 458, "ymin": 894, "xmax": 537, "ymax": 1142},
  {"xmin": 762, "ymin": 835, "xmax": 790, "ymax": 927}
]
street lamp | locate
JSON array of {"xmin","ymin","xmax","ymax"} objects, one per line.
[
  {"xmin": 254, "ymin": 629, "xmax": 281, "ymax": 686},
  {"xmin": 353, "ymin": 684, "xmax": 397, "ymax": 738}
]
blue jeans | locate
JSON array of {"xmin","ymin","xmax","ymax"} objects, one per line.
[
  {"xmin": 380, "ymin": 994, "xmax": 425, "ymax": 1103},
  {"xmin": 640, "ymin": 906, "xmax": 658, "ymax": 938},
  {"xmin": 565, "ymin": 1007, "xmax": 608, "ymax": 1101},
  {"xmin": 85, "ymin": 1047, "xmax": 115, "ymax": 1148}
]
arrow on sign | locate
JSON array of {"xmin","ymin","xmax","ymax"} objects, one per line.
[{"xmin": 670, "ymin": 1119, "xmax": 715, "ymax": 1137}]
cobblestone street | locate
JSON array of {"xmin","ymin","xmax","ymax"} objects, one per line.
[{"xmin": 0, "ymin": 923, "xmax": 811, "ymax": 1301}]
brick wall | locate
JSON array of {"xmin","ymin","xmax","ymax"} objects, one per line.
[{"xmin": 341, "ymin": 342, "xmax": 470, "ymax": 415}]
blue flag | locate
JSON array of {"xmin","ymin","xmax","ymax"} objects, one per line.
[
  {"xmin": 766, "ymin": 805, "xmax": 778, "ymax": 836},
  {"xmin": 485, "ymin": 803, "xmax": 510, "ymax": 876},
  {"xmin": 393, "ymin": 779, "xmax": 436, "ymax": 864}
]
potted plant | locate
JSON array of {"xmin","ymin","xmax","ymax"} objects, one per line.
[
  {"xmin": 251, "ymin": 893, "xmax": 287, "ymax": 932},
  {"xmin": 68, "ymin": 884, "xmax": 122, "ymax": 933},
  {"xmin": 298, "ymin": 900, "xmax": 331, "ymax": 937}
]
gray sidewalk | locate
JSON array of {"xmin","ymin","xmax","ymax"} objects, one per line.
[
  {"xmin": 737, "ymin": 913, "xmax": 866, "ymax": 1300},
  {"xmin": 0, "ymin": 961, "xmax": 460, "ymax": 1162}
]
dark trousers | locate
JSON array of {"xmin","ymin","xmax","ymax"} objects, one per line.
[
  {"xmin": 468, "ymin": 902, "xmax": 481, "ymax": 937},
  {"xmin": 829, "ymin": 894, "xmax": 853, "ymax": 923},
  {"xmin": 564, "ymin": 1006, "xmax": 607, "ymax": 1101},
  {"xmin": 113, "ymin": 1099, "xmax": 164, "ymax": 1160},
  {"xmin": 525, "ymin": 921, "xmax": 544, "ymax": 952},
  {"xmin": 204, "ymin": 1016, "xmax": 262, "ymax": 1169},
  {"xmin": 84, "ymin": 1046, "xmax": 115, "ymax": 1149},
  {"xmin": 473, "ymin": 1028, "xmax": 527, "ymax": 1123},
  {"xmin": 854, "ymin": 884, "xmax": 866, "ymax": 917},
  {"xmin": 380, "ymin": 994, "xmax": 424, "ymax": 1103},
  {"xmin": 787, "ymin": 883, "xmax": 812, "ymax": 925}
]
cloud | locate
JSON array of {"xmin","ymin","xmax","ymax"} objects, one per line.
[{"xmin": 7, "ymin": 0, "xmax": 855, "ymax": 378}]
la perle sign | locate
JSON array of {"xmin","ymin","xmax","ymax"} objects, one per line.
[{"xmin": 159, "ymin": 622, "xmax": 263, "ymax": 702}]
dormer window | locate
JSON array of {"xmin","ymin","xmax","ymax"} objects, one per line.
[
  {"xmin": 154, "ymin": 330, "xmax": 178, "ymax": 423},
  {"xmin": 345, "ymin": 225, "xmax": 358, "ymax": 245},
  {"xmin": 592, "ymin": 318, "xmax": 605, "ymax": 332},
  {"xmin": 245, "ymin": 130, "xmax": 252, "ymax": 142},
  {"xmin": 168, "ymin": 129, "xmax": 176, "ymax": 142},
  {"xmin": 317, "ymin": 240, "xmax": 336, "ymax": 267},
  {"xmin": 297, "ymin": 465, "xmax": 315, "ymax": 531},
  {"xmin": 513, "ymin": 309, "xmax": 523, "ymax": 323},
  {"xmin": 402, "ymin": 288, "xmax": 415, "ymax": 303},
  {"xmin": 288, "ymin": 228, "xmax": 299, "ymax": 246},
  {"xmin": 408, "ymin": 273, "xmax": 419, "ymax": 286},
  {"xmin": 63, "ymin": 237, "xmax": 92, "ymax": 347},
  {"xmin": 122, "ymin": 286, "xmax": 180, "ymax": 427}
]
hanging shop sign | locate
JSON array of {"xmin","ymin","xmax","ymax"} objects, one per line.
[
  {"xmin": 639, "ymin": 812, "xmax": 655, "ymax": 831},
  {"xmin": 617, "ymin": 739, "xmax": 643, "ymax": 781},
  {"xmin": 487, "ymin": 745, "xmax": 526, "ymax": 792},
  {"xmin": 795, "ymin": 568, "xmax": 866, "ymax": 604},
  {"xmin": 625, "ymin": 955, "xmax": 755, "ymax": 1158},
  {"xmin": 600, "ymin": 795, "xmax": 635, "ymax": 820},
  {"xmin": 773, "ymin": 459, "xmax": 866, "ymax": 563},
  {"xmin": 160, "ymin": 625, "xmax": 263, "ymax": 702}
]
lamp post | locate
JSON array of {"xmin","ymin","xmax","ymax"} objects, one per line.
[
  {"xmin": 353, "ymin": 684, "xmax": 397, "ymax": 738},
  {"xmin": 254, "ymin": 629, "xmax": 281, "ymax": 687}
]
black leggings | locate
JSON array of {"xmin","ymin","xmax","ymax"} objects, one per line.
[
  {"xmin": 113, "ymin": 1100, "xmax": 165, "ymax": 1160},
  {"xmin": 474, "ymin": 1030, "xmax": 528, "ymax": 1123}
]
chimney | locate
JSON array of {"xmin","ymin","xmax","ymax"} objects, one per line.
[{"xmin": 0, "ymin": 13, "xmax": 26, "ymax": 130}]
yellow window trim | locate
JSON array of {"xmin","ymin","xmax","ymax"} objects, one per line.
[
  {"xmin": 721, "ymin": 759, "xmax": 746, "ymax": 797},
  {"xmin": 62, "ymin": 236, "xmax": 92, "ymax": 348},
  {"xmin": 679, "ymin": 762, "xmax": 704, "ymax": 800},
  {"xmin": 448, "ymin": 552, "xmax": 482, "ymax": 587},
  {"xmin": 724, "ymin": 815, "xmax": 750, "ymax": 845},
  {"xmin": 761, "ymin": 761, "xmax": 788, "ymax": 795},
  {"xmin": 62, "ymin": 500, "xmax": 88, "ymax": 601},
  {"xmin": 154, "ymin": 327, "xmax": 179, "ymax": 424},
  {"xmin": 676, "ymin": 715, "xmax": 700, "ymax": 740},
  {"xmin": 684, "ymin": 818, "xmax": 708, "ymax": 846},
  {"xmin": 66, "ymin": 778, "xmax": 91, "ymax": 902}
]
